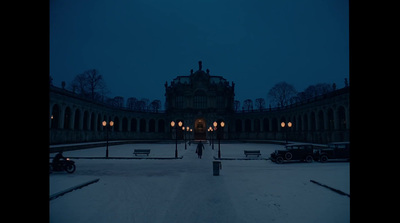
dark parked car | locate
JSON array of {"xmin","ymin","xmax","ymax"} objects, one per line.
[
  {"xmin": 270, "ymin": 143, "xmax": 324, "ymax": 164},
  {"xmin": 315, "ymin": 142, "xmax": 350, "ymax": 162}
]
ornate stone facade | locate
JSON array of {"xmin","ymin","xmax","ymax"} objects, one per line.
[
  {"xmin": 165, "ymin": 61, "xmax": 235, "ymax": 140},
  {"xmin": 49, "ymin": 61, "xmax": 349, "ymax": 144}
]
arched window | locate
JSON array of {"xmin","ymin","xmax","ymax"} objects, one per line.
[
  {"xmin": 338, "ymin": 106, "xmax": 346, "ymax": 130},
  {"xmin": 318, "ymin": 110, "xmax": 324, "ymax": 130},
  {"xmin": 97, "ymin": 114, "xmax": 102, "ymax": 131},
  {"xmin": 83, "ymin": 111, "xmax": 90, "ymax": 130},
  {"xmin": 149, "ymin": 119, "xmax": 156, "ymax": 132},
  {"xmin": 245, "ymin": 119, "xmax": 251, "ymax": 132},
  {"xmin": 158, "ymin": 119, "xmax": 165, "ymax": 133},
  {"xmin": 114, "ymin": 117, "xmax": 120, "ymax": 132},
  {"xmin": 90, "ymin": 112, "xmax": 95, "ymax": 131},
  {"xmin": 64, "ymin": 107, "xmax": 71, "ymax": 129},
  {"xmin": 74, "ymin": 109, "xmax": 81, "ymax": 130},
  {"xmin": 297, "ymin": 115, "xmax": 302, "ymax": 131},
  {"xmin": 327, "ymin": 109, "xmax": 334, "ymax": 130},
  {"xmin": 131, "ymin": 118, "xmax": 137, "ymax": 132},
  {"xmin": 263, "ymin": 118, "xmax": 270, "ymax": 132},
  {"xmin": 235, "ymin": 119, "xmax": 242, "ymax": 132},
  {"xmin": 271, "ymin": 118, "xmax": 278, "ymax": 132},
  {"xmin": 122, "ymin": 117, "xmax": 128, "ymax": 132},
  {"xmin": 51, "ymin": 104, "xmax": 60, "ymax": 129},
  {"xmin": 254, "ymin": 119, "xmax": 260, "ymax": 132},
  {"xmin": 310, "ymin": 112, "xmax": 316, "ymax": 131},
  {"xmin": 140, "ymin": 118, "xmax": 146, "ymax": 132},
  {"xmin": 303, "ymin": 114, "xmax": 308, "ymax": 131}
]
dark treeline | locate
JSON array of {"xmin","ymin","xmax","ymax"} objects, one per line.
[
  {"xmin": 49, "ymin": 69, "xmax": 162, "ymax": 112},
  {"xmin": 235, "ymin": 79, "xmax": 349, "ymax": 112},
  {"xmin": 50, "ymin": 69, "xmax": 349, "ymax": 113}
]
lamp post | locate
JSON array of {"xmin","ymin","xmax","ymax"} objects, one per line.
[
  {"xmin": 102, "ymin": 120, "xmax": 114, "ymax": 158},
  {"xmin": 208, "ymin": 127, "xmax": 213, "ymax": 146},
  {"xmin": 214, "ymin": 121, "xmax": 225, "ymax": 159},
  {"xmin": 186, "ymin": 126, "xmax": 190, "ymax": 148},
  {"xmin": 281, "ymin": 121, "xmax": 292, "ymax": 144},
  {"xmin": 182, "ymin": 126, "xmax": 188, "ymax": 150},
  {"xmin": 171, "ymin": 121, "xmax": 183, "ymax": 158},
  {"xmin": 189, "ymin": 128, "xmax": 192, "ymax": 144},
  {"xmin": 210, "ymin": 125, "xmax": 216, "ymax": 150}
]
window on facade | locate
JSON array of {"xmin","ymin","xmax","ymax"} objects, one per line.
[
  {"xmin": 194, "ymin": 91, "xmax": 207, "ymax": 109},
  {"xmin": 217, "ymin": 96, "xmax": 224, "ymax": 109},
  {"xmin": 175, "ymin": 96, "xmax": 184, "ymax": 108}
]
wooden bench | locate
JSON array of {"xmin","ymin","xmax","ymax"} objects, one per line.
[
  {"xmin": 133, "ymin": 149, "xmax": 151, "ymax": 156},
  {"xmin": 244, "ymin": 150, "xmax": 261, "ymax": 157}
]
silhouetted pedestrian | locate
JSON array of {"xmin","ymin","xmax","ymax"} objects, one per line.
[{"xmin": 196, "ymin": 141, "xmax": 205, "ymax": 159}]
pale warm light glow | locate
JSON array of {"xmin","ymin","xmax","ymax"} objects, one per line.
[
  {"xmin": 178, "ymin": 121, "xmax": 183, "ymax": 127},
  {"xmin": 288, "ymin": 122, "xmax": 292, "ymax": 128},
  {"xmin": 102, "ymin": 121, "xmax": 107, "ymax": 127},
  {"xmin": 110, "ymin": 121, "xmax": 114, "ymax": 126},
  {"xmin": 220, "ymin": 121, "xmax": 225, "ymax": 127},
  {"xmin": 170, "ymin": 121, "xmax": 175, "ymax": 127},
  {"xmin": 213, "ymin": 121, "xmax": 217, "ymax": 127},
  {"xmin": 281, "ymin": 122, "xmax": 285, "ymax": 128}
]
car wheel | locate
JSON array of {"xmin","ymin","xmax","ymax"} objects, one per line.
[
  {"xmin": 285, "ymin": 152, "xmax": 292, "ymax": 160},
  {"xmin": 320, "ymin": 155, "xmax": 328, "ymax": 163},
  {"xmin": 276, "ymin": 156, "xmax": 284, "ymax": 164},
  {"xmin": 305, "ymin": 155, "xmax": 313, "ymax": 163}
]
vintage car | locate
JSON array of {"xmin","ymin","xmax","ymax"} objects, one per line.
[
  {"xmin": 315, "ymin": 142, "xmax": 350, "ymax": 162},
  {"xmin": 270, "ymin": 143, "xmax": 324, "ymax": 164}
]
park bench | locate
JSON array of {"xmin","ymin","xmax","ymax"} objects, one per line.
[
  {"xmin": 244, "ymin": 150, "xmax": 261, "ymax": 157},
  {"xmin": 133, "ymin": 149, "xmax": 151, "ymax": 156}
]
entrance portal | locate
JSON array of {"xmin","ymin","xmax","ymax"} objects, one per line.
[{"xmin": 194, "ymin": 118, "xmax": 206, "ymax": 140}]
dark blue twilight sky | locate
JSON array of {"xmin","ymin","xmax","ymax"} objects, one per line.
[{"xmin": 50, "ymin": 0, "xmax": 349, "ymax": 106}]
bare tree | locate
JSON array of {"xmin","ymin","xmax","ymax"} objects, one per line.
[
  {"xmin": 255, "ymin": 98, "xmax": 265, "ymax": 111},
  {"xmin": 135, "ymin": 98, "xmax": 149, "ymax": 111},
  {"xmin": 141, "ymin": 98, "xmax": 150, "ymax": 111},
  {"xmin": 71, "ymin": 73, "xmax": 87, "ymax": 94},
  {"xmin": 112, "ymin": 96, "xmax": 124, "ymax": 108},
  {"xmin": 70, "ymin": 69, "xmax": 108, "ymax": 101},
  {"xmin": 126, "ymin": 97, "xmax": 138, "ymax": 110},
  {"xmin": 267, "ymin": 82, "xmax": 297, "ymax": 107},
  {"xmin": 150, "ymin": 99, "xmax": 162, "ymax": 112},
  {"xmin": 243, "ymin": 99, "xmax": 253, "ymax": 111},
  {"xmin": 297, "ymin": 83, "xmax": 333, "ymax": 102},
  {"xmin": 234, "ymin": 100, "xmax": 240, "ymax": 112},
  {"xmin": 85, "ymin": 69, "xmax": 107, "ymax": 100}
]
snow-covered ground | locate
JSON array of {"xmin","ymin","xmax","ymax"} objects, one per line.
[{"xmin": 49, "ymin": 142, "xmax": 350, "ymax": 223}]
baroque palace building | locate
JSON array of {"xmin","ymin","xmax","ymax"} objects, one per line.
[{"xmin": 49, "ymin": 61, "xmax": 349, "ymax": 144}]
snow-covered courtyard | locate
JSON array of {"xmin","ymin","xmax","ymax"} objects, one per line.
[{"xmin": 49, "ymin": 142, "xmax": 350, "ymax": 223}]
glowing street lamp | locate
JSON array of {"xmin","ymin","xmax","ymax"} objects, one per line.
[
  {"xmin": 281, "ymin": 121, "xmax": 292, "ymax": 144},
  {"xmin": 102, "ymin": 120, "xmax": 114, "ymax": 158},
  {"xmin": 214, "ymin": 121, "xmax": 225, "ymax": 159},
  {"xmin": 171, "ymin": 121, "xmax": 183, "ymax": 158},
  {"xmin": 208, "ymin": 127, "xmax": 213, "ymax": 147},
  {"xmin": 182, "ymin": 126, "xmax": 189, "ymax": 150}
]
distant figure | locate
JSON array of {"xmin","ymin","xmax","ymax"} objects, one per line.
[{"xmin": 196, "ymin": 141, "xmax": 205, "ymax": 159}]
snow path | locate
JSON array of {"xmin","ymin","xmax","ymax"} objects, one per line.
[
  {"xmin": 160, "ymin": 145, "xmax": 241, "ymax": 223},
  {"xmin": 50, "ymin": 143, "xmax": 349, "ymax": 223}
]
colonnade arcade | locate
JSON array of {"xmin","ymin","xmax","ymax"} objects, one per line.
[{"xmin": 49, "ymin": 86, "xmax": 349, "ymax": 144}]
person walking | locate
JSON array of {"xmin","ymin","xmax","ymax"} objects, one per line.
[{"xmin": 196, "ymin": 141, "xmax": 205, "ymax": 159}]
